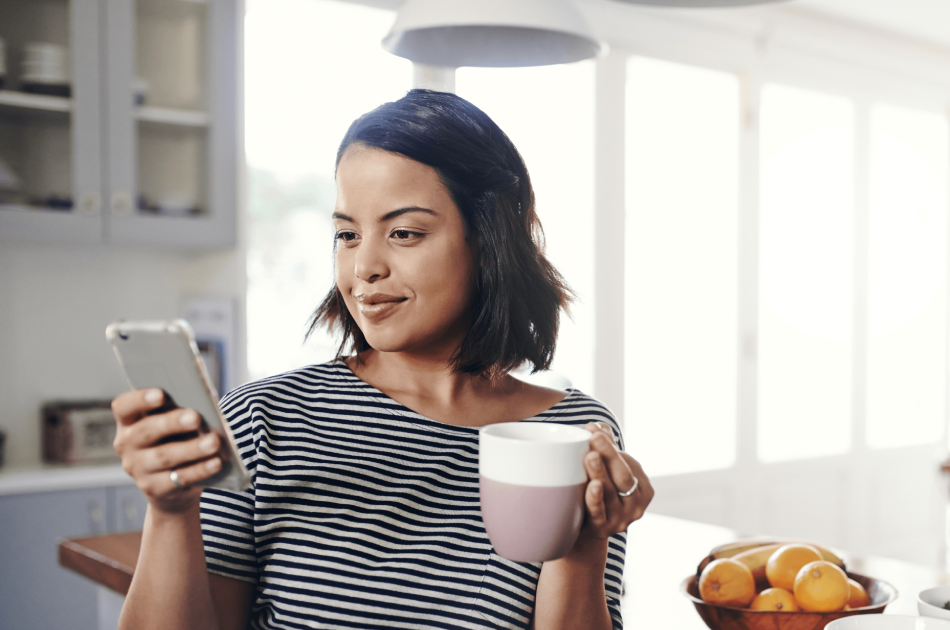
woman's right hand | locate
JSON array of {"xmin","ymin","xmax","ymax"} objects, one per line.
[{"xmin": 111, "ymin": 388, "xmax": 222, "ymax": 515}]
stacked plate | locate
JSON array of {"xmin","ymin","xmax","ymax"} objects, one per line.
[{"xmin": 21, "ymin": 42, "xmax": 70, "ymax": 97}]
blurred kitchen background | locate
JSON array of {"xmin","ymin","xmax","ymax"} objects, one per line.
[{"xmin": 2, "ymin": 0, "xmax": 950, "ymax": 627}]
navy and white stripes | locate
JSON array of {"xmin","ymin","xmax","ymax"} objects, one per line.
[{"xmin": 200, "ymin": 362, "xmax": 625, "ymax": 629}]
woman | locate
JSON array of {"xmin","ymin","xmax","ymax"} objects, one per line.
[{"xmin": 111, "ymin": 89, "xmax": 653, "ymax": 630}]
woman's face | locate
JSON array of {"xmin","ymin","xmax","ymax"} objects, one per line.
[{"xmin": 333, "ymin": 146, "xmax": 476, "ymax": 358}]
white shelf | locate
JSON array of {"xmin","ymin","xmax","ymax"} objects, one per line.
[
  {"xmin": 0, "ymin": 90, "xmax": 72, "ymax": 113},
  {"xmin": 0, "ymin": 463, "xmax": 133, "ymax": 496},
  {"xmin": 136, "ymin": 106, "xmax": 209, "ymax": 127},
  {"xmin": 0, "ymin": 203, "xmax": 71, "ymax": 213}
]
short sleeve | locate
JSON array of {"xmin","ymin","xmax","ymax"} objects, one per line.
[{"xmin": 200, "ymin": 386, "xmax": 260, "ymax": 584}]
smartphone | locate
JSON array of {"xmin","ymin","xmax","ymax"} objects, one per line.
[{"xmin": 106, "ymin": 319, "xmax": 253, "ymax": 492}]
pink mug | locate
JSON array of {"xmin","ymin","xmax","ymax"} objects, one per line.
[{"xmin": 479, "ymin": 422, "xmax": 592, "ymax": 562}]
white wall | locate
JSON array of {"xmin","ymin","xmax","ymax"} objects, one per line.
[{"xmin": 0, "ymin": 243, "xmax": 247, "ymax": 469}]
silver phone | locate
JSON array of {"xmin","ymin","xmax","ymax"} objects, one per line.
[{"xmin": 106, "ymin": 319, "xmax": 252, "ymax": 492}]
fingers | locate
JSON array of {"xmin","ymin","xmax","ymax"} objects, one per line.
[
  {"xmin": 620, "ymin": 452, "xmax": 655, "ymax": 517},
  {"xmin": 141, "ymin": 431, "xmax": 220, "ymax": 475},
  {"xmin": 117, "ymin": 408, "xmax": 202, "ymax": 451},
  {"xmin": 585, "ymin": 480, "xmax": 607, "ymax": 529},
  {"xmin": 587, "ymin": 430, "xmax": 638, "ymax": 497},
  {"xmin": 110, "ymin": 390, "xmax": 223, "ymax": 514},
  {"xmin": 584, "ymin": 450, "xmax": 624, "ymax": 529},
  {"xmin": 127, "ymin": 432, "xmax": 222, "ymax": 501},
  {"xmin": 580, "ymin": 421, "xmax": 654, "ymax": 538},
  {"xmin": 585, "ymin": 421, "xmax": 618, "ymax": 444},
  {"xmin": 167, "ymin": 457, "xmax": 223, "ymax": 490},
  {"xmin": 111, "ymin": 388, "xmax": 167, "ymax": 426}
]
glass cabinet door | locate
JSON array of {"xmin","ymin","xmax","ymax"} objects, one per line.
[
  {"xmin": 0, "ymin": 0, "xmax": 102, "ymax": 243},
  {"xmin": 106, "ymin": 0, "xmax": 237, "ymax": 247}
]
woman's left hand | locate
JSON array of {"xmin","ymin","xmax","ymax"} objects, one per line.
[{"xmin": 579, "ymin": 422, "xmax": 654, "ymax": 540}]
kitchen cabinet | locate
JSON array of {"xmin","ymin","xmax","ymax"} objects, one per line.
[
  {"xmin": 0, "ymin": 0, "xmax": 239, "ymax": 248},
  {"xmin": 0, "ymin": 483, "xmax": 148, "ymax": 630},
  {"xmin": 113, "ymin": 482, "xmax": 148, "ymax": 532}
]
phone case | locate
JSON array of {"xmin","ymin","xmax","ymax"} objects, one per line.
[{"xmin": 106, "ymin": 319, "xmax": 253, "ymax": 492}]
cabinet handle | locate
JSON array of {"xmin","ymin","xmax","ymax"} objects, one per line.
[
  {"xmin": 78, "ymin": 191, "xmax": 101, "ymax": 215},
  {"xmin": 89, "ymin": 500, "xmax": 104, "ymax": 532},
  {"xmin": 123, "ymin": 497, "xmax": 139, "ymax": 525},
  {"xmin": 111, "ymin": 190, "xmax": 134, "ymax": 216}
]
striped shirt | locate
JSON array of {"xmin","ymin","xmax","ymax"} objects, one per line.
[{"xmin": 200, "ymin": 361, "xmax": 626, "ymax": 629}]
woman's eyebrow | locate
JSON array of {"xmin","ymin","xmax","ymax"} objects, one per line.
[
  {"xmin": 332, "ymin": 207, "xmax": 436, "ymax": 223},
  {"xmin": 380, "ymin": 207, "xmax": 437, "ymax": 222}
]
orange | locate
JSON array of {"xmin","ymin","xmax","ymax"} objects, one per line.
[
  {"xmin": 766, "ymin": 543, "xmax": 822, "ymax": 591},
  {"xmin": 793, "ymin": 560, "xmax": 850, "ymax": 612},
  {"xmin": 847, "ymin": 578, "xmax": 870, "ymax": 608},
  {"xmin": 699, "ymin": 558, "xmax": 756, "ymax": 608},
  {"xmin": 749, "ymin": 587, "xmax": 799, "ymax": 612}
]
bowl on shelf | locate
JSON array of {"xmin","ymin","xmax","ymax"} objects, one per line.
[
  {"xmin": 826, "ymin": 615, "xmax": 950, "ymax": 629},
  {"xmin": 919, "ymin": 585, "xmax": 950, "ymax": 621},
  {"xmin": 680, "ymin": 571, "xmax": 897, "ymax": 630}
]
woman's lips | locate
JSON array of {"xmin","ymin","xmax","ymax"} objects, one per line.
[{"xmin": 355, "ymin": 293, "xmax": 407, "ymax": 320}]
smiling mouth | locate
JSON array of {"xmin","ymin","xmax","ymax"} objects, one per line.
[{"xmin": 355, "ymin": 294, "xmax": 407, "ymax": 319}]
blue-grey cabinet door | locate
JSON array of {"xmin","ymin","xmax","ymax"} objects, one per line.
[
  {"xmin": 0, "ymin": 487, "xmax": 109, "ymax": 630},
  {"xmin": 112, "ymin": 483, "xmax": 148, "ymax": 532}
]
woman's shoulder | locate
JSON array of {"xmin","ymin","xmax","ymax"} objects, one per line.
[
  {"xmin": 553, "ymin": 389, "xmax": 617, "ymax": 417},
  {"xmin": 544, "ymin": 388, "xmax": 621, "ymax": 429}
]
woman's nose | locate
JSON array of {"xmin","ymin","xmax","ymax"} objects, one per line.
[{"xmin": 354, "ymin": 237, "xmax": 389, "ymax": 282}]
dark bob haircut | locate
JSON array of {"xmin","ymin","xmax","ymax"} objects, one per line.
[{"xmin": 307, "ymin": 89, "xmax": 572, "ymax": 381}]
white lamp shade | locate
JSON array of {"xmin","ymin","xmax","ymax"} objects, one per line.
[
  {"xmin": 610, "ymin": 0, "xmax": 787, "ymax": 6},
  {"xmin": 382, "ymin": 0, "xmax": 603, "ymax": 68}
]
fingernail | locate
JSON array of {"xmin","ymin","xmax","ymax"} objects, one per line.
[
  {"xmin": 589, "ymin": 453, "xmax": 602, "ymax": 468},
  {"xmin": 180, "ymin": 410, "xmax": 198, "ymax": 428},
  {"xmin": 199, "ymin": 434, "xmax": 216, "ymax": 452},
  {"xmin": 205, "ymin": 458, "xmax": 221, "ymax": 472},
  {"xmin": 145, "ymin": 389, "xmax": 162, "ymax": 405}
]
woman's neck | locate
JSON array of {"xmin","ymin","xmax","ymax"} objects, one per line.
[
  {"xmin": 345, "ymin": 350, "xmax": 566, "ymax": 427},
  {"xmin": 349, "ymin": 349, "xmax": 484, "ymax": 406}
]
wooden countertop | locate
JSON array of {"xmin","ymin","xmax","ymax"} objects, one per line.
[
  {"xmin": 58, "ymin": 514, "xmax": 950, "ymax": 626},
  {"xmin": 58, "ymin": 531, "xmax": 141, "ymax": 596}
]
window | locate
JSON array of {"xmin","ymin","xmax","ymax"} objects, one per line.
[
  {"xmin": 456, "ymin": 62, "xmax": 596, "ymax": 393},
  {"xmin": 244, "ymin": 0, "xmax": 410, "ymax": 380},
  {"xmin": 624, "ymin": 57, "xmax": 739, "ymax": 476},
  {"xmin": 757, "ymin": 84, "xmax": 854, "ymax": 462},
  {"xmin": 867, "ymin": 104, "xmax": 949, "ymax": 449}
]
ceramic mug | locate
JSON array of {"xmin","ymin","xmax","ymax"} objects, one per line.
[{"xmin": 479, "ymin": 422, "xmax": 591, "ymax": 562}]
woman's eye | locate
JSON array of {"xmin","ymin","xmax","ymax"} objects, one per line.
[
  {"xmin": 335, "ymin": 231, "xmax": 358, "ymax": 243},
  {"xmin": 391, "ymin": 230, "xmax": 421, "ymax": 241}
]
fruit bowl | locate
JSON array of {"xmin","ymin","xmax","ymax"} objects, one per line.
[{"xmin": 680, "ymin": 572, "xmax": 897, "ymax": 630}]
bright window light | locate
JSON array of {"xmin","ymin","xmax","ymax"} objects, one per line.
[
  {"xmin": 867, "ymin": 104, "xmax": 949, "ymax": 450},
  {"xmin": 624, "ymin": 56, "xmax": 739, "ymax": 476},
  {"xmin": 244, "ymin": 0, "xmax": 410, "ymax": 380},
  {"xmin": 758, "ymin": 83, "xmax": 853, "ymax": 463},
  {"xmin": 456, "ymin": 62, "xmax": 595, "ymax": 394}
]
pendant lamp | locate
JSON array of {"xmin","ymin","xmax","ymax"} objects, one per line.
[
  {"xmin": 382, "ymin": 0, "xmax": 603, "ymax": 68},
  {"xmin": 609, "ymin": 0, "xmax": 786, "ymax": 6}
]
